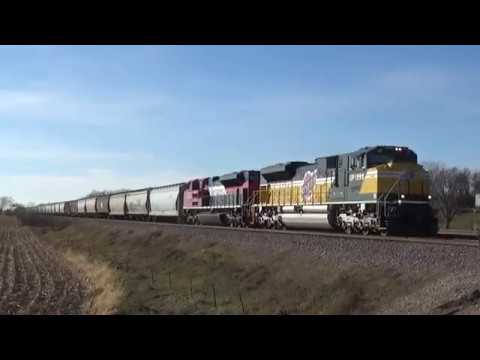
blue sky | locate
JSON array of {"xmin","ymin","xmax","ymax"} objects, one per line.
[{"xmin": 1, "ymin": 45, "xmax": 479, "ymax": 204}]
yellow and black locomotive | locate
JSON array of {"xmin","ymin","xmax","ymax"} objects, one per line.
[{"xmin": 253, "ymin": 145, "xmax": 438, "ymax": 236}]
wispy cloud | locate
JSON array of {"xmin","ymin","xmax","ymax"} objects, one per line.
[
  {"xmin": 189, "ymin": 68, "xmax": 457, "ymax": 122},
  {"xmin": 0, "ymin": 90, "xmax": 51, "ymax": 111},
  {"xmin": 377, "ymin": 68, "xmax": 454, "ymax": 94},
  {"xmin": 236, "ymin": 67, "xmax": 477, "ymax": 122},
  {"xmin": 0, "ymin": 89, "xmax": 173, "ymax": 126},
  {"xmin": 0, "ymin": 143, "xmax": 154, "ymax": 162},
  {"xmin": 3, "ymin": 68, "xmax": 457, "ymax": 130}
]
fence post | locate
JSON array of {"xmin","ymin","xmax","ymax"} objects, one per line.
[
  {"xmin": 472, "ymin": 207, "xmax": 477, "ymax": 231},
  {"xmin": 212, "ymin": 285, "xmax": 217, "ymax": 309},
  {"xmin": 473, "ymin": 208, "xmax": 479, "ymax": 243},
  {"xmin": 239, "ymin": 292, "xmax": 246, "ymax": 314},
  {"xmin": 89, "ymin": 297, "xmax": 95, "ymax": 315}
]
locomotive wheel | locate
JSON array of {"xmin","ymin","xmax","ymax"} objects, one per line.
[
  {"xmin": 345, "ymin": 225, "xmax": 352, "ymax": 235},
  {"xmin": 362, "ymin": 227, "xmax": 370, "ymax": 236}
]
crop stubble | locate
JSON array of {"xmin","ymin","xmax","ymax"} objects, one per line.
[{"xmin": 0, "ymin": 217, "xmax": 88, "ymax": 315}]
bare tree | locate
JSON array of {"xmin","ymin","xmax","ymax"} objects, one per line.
[
  {"xmin": 473, "ymin": 171, "xmax": 480, "ymax": 195},
  {"xmin": 85, "ymin": 189, "xmax": 131, "ymax": 197},
  {"xmin": 86, "ymin": 190, "xmax": 105, "ymax": 197},
  {"xmin": 424, "ymin": 162, "xmax": 473, "ymax": 229},
  {"xmin": 0, "ymin": 196, "xmax": 14, "ymax": 211}
]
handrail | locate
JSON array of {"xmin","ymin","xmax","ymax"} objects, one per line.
[{"xmin": 376, "ymin": 171, "xmax": 408, "ymax": 218}]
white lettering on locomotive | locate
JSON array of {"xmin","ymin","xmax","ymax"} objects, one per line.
[{"xmin": 350, "ymin": 173, "xmax": 365, "ymax": 182}]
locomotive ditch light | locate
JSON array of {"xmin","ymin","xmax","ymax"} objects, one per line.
[
  {"xmin": 401, "ymin": 194, "xmax": 405, "ymax": 199},
  {"xmin": 428, "ymin": 195, "xmax": 432, "ymax": 200}
]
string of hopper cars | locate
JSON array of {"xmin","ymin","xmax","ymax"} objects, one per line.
[{"xmin": 27, "ymin": 145, "xmax": 439, "ymax": 236}]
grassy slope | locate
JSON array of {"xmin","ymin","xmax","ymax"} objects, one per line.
[
  {"xmin": 25, "ymin": 217, "xmax": 412, "ymax": 315},
  {"xmin": 447, "ymin": 211, "xmax": 480, "ymax": 231}
]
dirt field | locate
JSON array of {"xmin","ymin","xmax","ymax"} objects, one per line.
[
  {"xmin": 0, "ymin": 216, "xmax": 89, "ymax": 314},
  {"xmin": 15, "ymin": 214, "xmax": 480, "ymax": 315}
]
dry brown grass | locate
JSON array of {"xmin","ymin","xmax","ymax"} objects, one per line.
[
  {"xmin": 62, "ymin": 250, "xmax": 124, "ymax": 314},
  {"xmin": 19, "ymin": 215, "xmax": 417, "ymax": 315}
]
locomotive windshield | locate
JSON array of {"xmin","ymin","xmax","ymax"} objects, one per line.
[{"xmin": 367, "ymin": 147, "xmax": 417, "ymax": 167}]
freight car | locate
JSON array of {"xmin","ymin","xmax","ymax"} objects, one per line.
[{"xmin": 28, "ymin": 145, "xmax": 439, "ymax": 236}]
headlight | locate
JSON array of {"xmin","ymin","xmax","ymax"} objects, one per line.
[
  {"xmin": 428, "ymin": 195, "xmax": 432, "ymax": 200},
  {"xmin": 401, "ymin": 194, "xmax": 405, "ymax": 199}
]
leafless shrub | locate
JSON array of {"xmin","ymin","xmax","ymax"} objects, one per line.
[{"xmin": 424, "ymin": 162, "xmax": 474, "ymax": 228}]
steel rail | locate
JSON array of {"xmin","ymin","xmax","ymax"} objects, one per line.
[{"xmin": 32, "ymin": 215, "xmax": 480, "ymax": 249}]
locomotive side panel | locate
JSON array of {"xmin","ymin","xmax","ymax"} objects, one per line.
[
  {"xmin": 210, "ymin": 171, "xmax": 259, "ymax": 208},
  {"xmin": 183, "ymin": 178, "xmax": 210, "ymax": 209},
  {"xmin": 257, "ymin": 161, "xmax": 335, "ymax": 207}
]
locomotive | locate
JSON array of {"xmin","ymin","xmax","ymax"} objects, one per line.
[{"xmin": 28, "ymin": 145, "xmax": 439, "ymax": 236}]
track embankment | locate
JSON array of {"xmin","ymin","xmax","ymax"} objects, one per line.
[{"xmin": 16, "ymin": 215, "xmax": 480, "ymax": 314}]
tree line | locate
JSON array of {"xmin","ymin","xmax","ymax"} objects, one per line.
[
  {"xmin": 0, "ymin": 196, "xmax": 28, "ymax": 215},
  {"xmin": 423, "ymin": 162, "xmax": 480, "ymax": 229},
  {"xmin": 84, "ymin": 189, "xmax": 131, "ymax": 197}
]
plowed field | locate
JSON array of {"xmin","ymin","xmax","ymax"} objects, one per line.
[{"xmin": 0, "ymin": 216, "xmax": 88, "ymax": 314}]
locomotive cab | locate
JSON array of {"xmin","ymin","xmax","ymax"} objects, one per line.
[{"xmin": 356, "ymin": 146, "xmax": 438, "ymax": 236}]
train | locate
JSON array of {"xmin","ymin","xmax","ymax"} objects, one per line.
[{"xmin": 27, "ymin": 145, "xmax": 439, "ymax": 236}]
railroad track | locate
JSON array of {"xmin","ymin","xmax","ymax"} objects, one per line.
[
  {"xmin": 438, "ymin": 229, "xmax": 479, "ymax": 239},
  {"xmin": 38, "ymin": 215, "xmax": 480, "ymax": 249}
]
